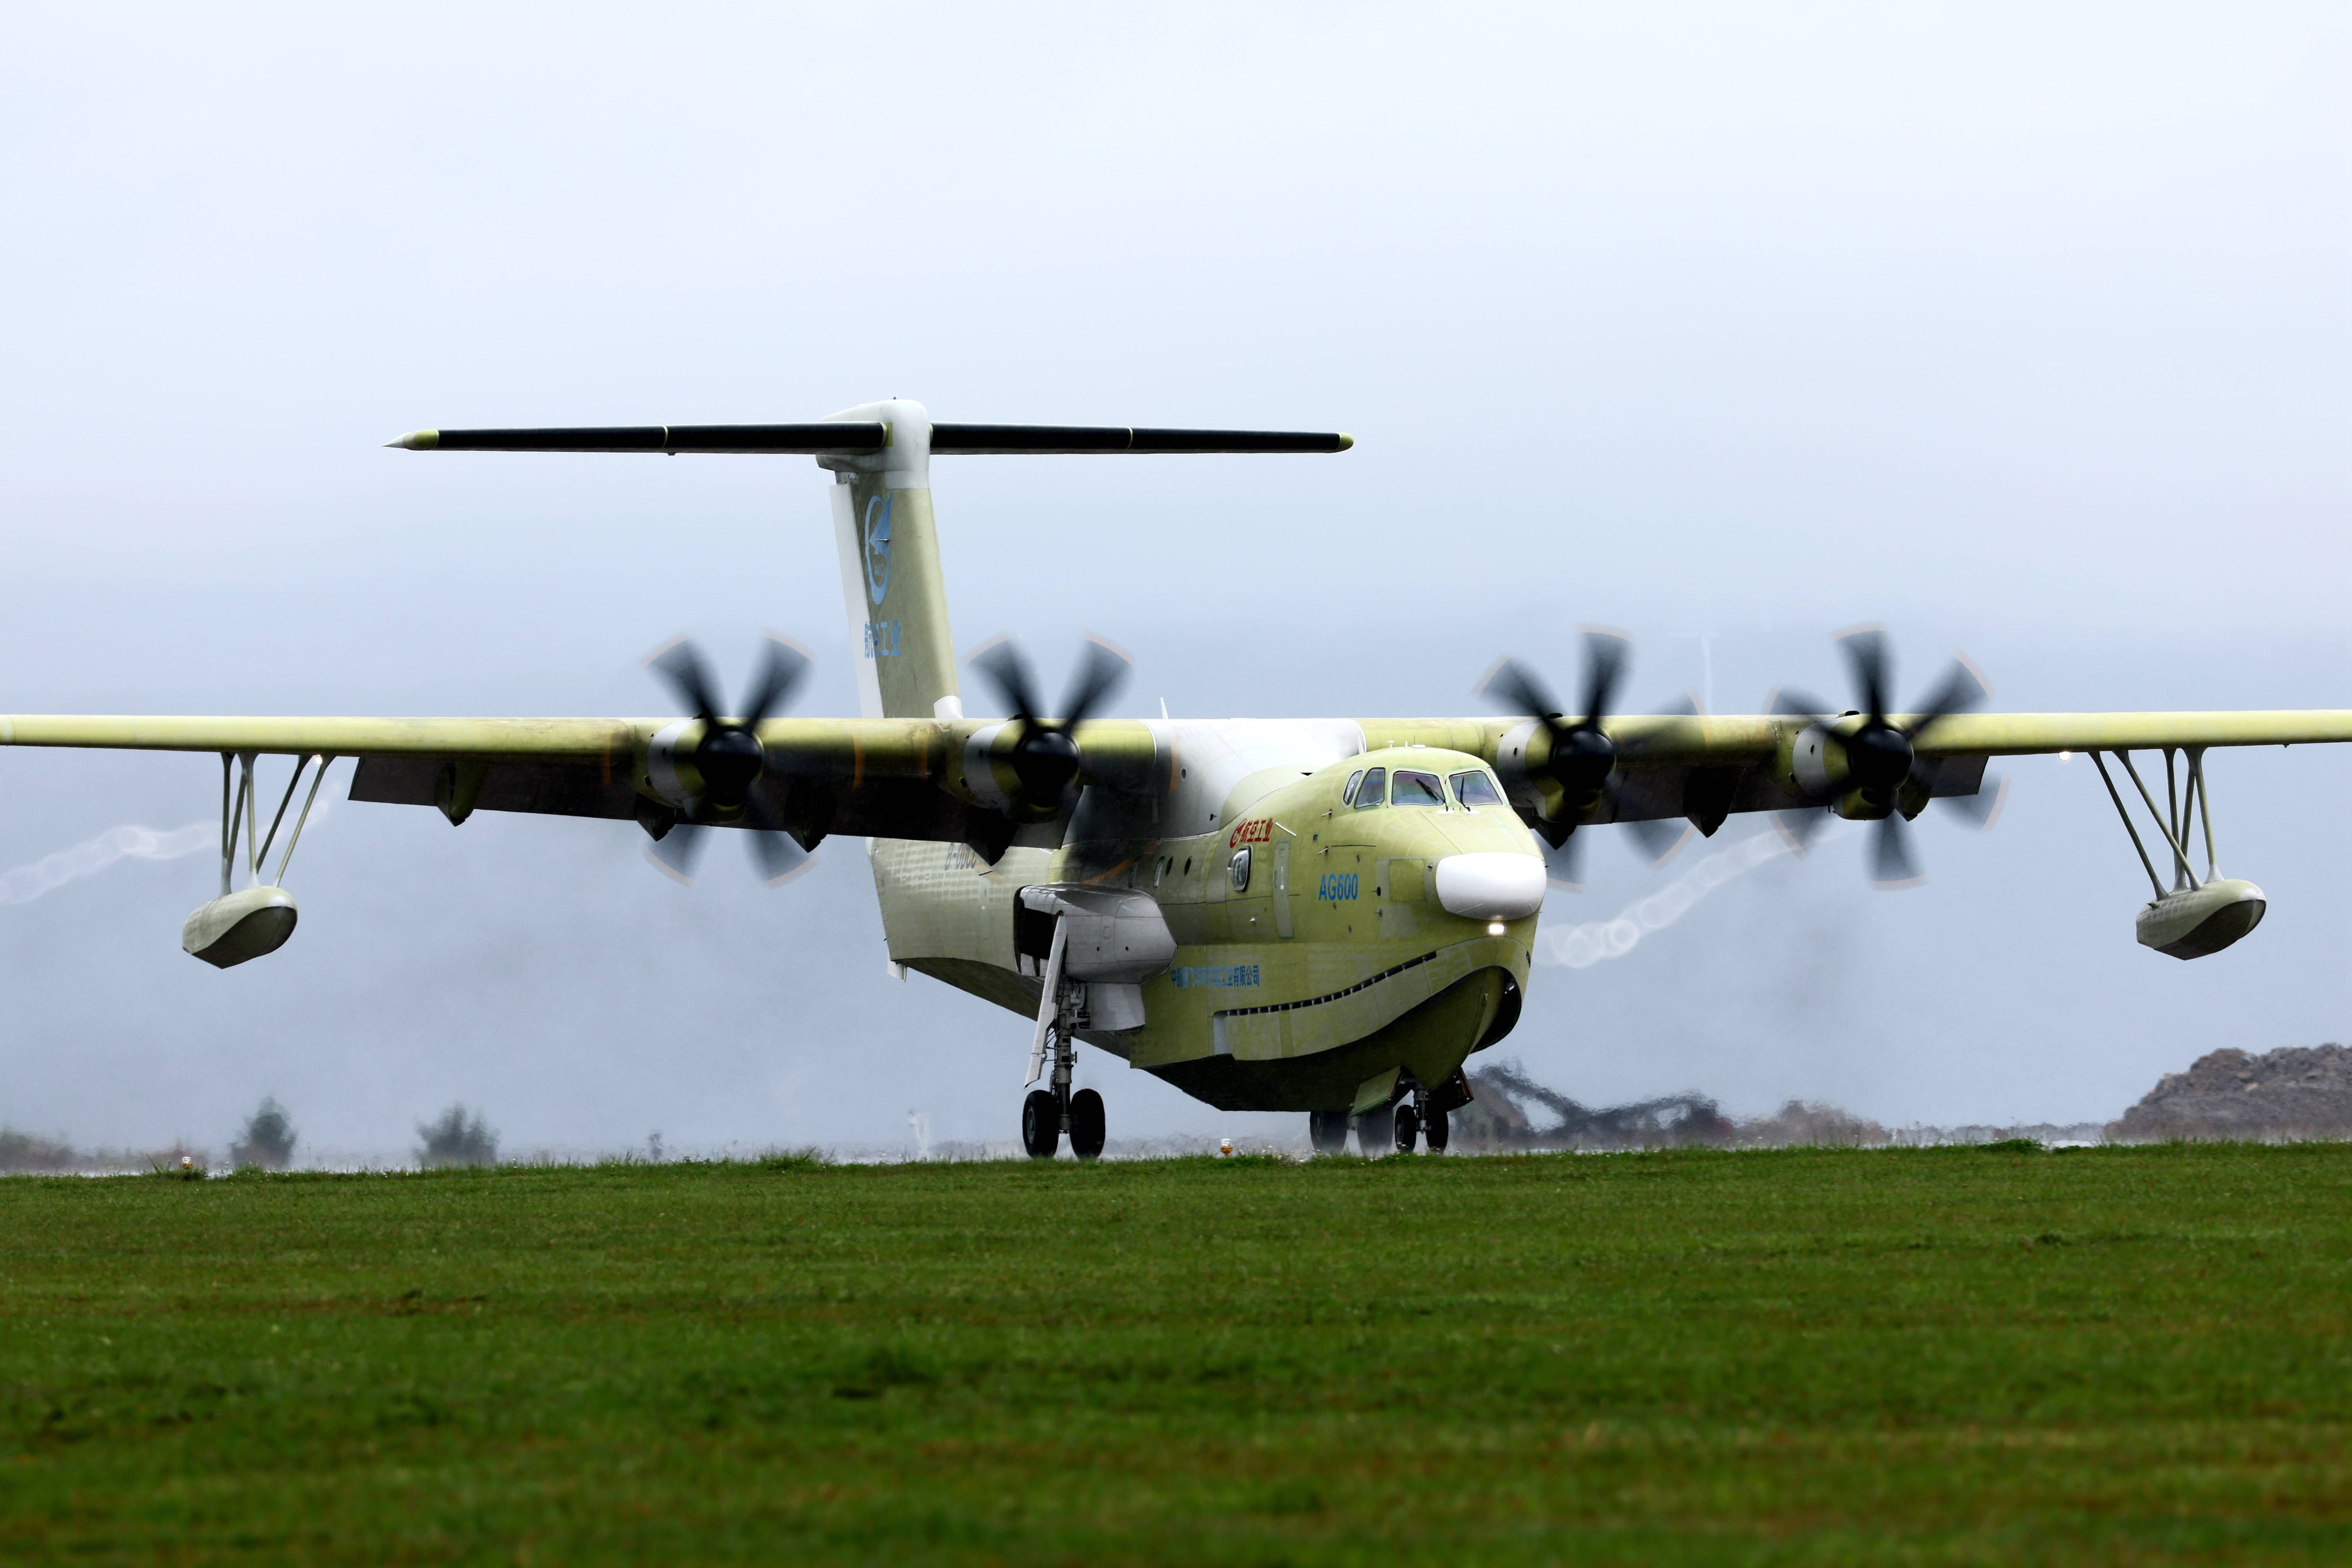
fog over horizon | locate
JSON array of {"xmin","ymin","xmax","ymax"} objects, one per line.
[{"xmin": 1, "ymin": 4, "xmax": 2344, "ymax": 1159}]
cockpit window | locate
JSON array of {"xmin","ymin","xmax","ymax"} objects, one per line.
[
  {"xmin": 1391, "ymin": 769, "xmax": 1446, "ymax": 808},
  {"xmin": 1451, "ymin": 770, "xmax": 1504, "ymax": 808},
  {"xmin": 1341, "ymin": 769, "xmax": 1366, "ymax": 806},
  {"xmin": 1352, "ymin": 767, "xmax": 1386, "ymax": 809}
]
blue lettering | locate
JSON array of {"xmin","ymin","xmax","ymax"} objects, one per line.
[
  {"xmin": 1316, "ymin": 873, "xmax": 1359, "ymax": 903},
  {"xmin": 1171, "ymin": 964, "xmax": 1261, "ymax": 990}
]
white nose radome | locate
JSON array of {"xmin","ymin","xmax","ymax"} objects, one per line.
[{"xmin": 1434, "ymin": 853, "xmax": 1547, "ymax": 922}]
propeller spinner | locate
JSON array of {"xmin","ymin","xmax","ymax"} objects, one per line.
[{"xmin": 643, "ymin": 634, "xmax": 815, "ymax": 885}]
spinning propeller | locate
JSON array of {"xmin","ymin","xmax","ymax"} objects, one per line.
[
  {"xmin": 643, "ymin": 634, "xmax": 815, "ymax": 885},
  {"xmin": 1771, "ymin": 626, "xmax": 2002, "ymax": 888},
  {"xmin": 966, "ymin": 634, "xmax": 1133, "ymax": 820},
  {"xmin": 1480, "ymin": 631, "xmax": 1685, "ymax": 887}
]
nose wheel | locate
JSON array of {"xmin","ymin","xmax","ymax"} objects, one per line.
[{"xmin": 1348, "ymin": 1092, "xmax": 1449, "ymax": 1155}]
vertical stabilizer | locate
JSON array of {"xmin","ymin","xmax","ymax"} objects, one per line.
[{"xmin": 821, "ymin": 400, "xmax": 961, "ymax": 721}]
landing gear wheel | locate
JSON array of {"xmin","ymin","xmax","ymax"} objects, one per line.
[
  {"xmin": 1392, "ymin": 1102, "xmax": 1421, "ymax": 1154},
  {"xmin": 1351, "ymin": 1111, "xmax": 1387, "ymax": 1156},
  {"xmin": 1021, "ymin": 1089, "xmax": 1061, "ymax": 1159},
  {"xmin": 1307, "ymin": 1109, "xmax": 1350, "ymax": 1155},
  {"xmin": 1067, "ymin": 1089, "xmax": 1106, "ymax": 1160},
  {"xmin": 1423, "ymin": 1106, "xmax": 1449, "ymax": 1153}
]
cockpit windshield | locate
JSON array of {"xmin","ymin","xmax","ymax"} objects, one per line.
[
  {"xmin": 1352, "ymin": 767, "xmax": 1387, "ymax": 809},
  {"xmin": 1390, "ymin": 769, "xmax": 1446, "ymax": 808},
  {"xmin": 1450, "ymin": 770, "xmax": 1504, "ymax": 808}
]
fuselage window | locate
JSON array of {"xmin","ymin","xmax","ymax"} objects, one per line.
[
  {"xmin": 1229, "ymin": 847, "xmax": 1252, "ymax": 892},
  {"xmin": 1451, "ymin": 770, "xmax": 1504, "ymax": 809},
  {"xmin": 1352, "ymin": 767, "xmax": 1387, "ymax": 809},
  {"xmin": 1341, "ymin": 769, "xmax": 1366, "ymax": 806},
  {"xmin": 1391, "ymin": 769, "xmax": 1445, "ymax": 808}
]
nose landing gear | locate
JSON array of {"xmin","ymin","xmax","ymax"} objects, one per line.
[{"xmin": 1327, "ymin": 1079, "xmax": 1456, "ymax": 1155}]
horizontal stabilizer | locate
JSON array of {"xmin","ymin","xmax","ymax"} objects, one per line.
[
  {"xmin": 387, "ymin": 423, "xmax": 1352, "ymax": 455},
  {"xmin": 387, "ymin": 424, "xmax": 888, "ymax": 454},
  {"xmin": 929, "ymin": 425, "xmax": 1350, "ymax": 454}
]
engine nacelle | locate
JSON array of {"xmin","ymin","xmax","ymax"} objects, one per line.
[
  {"xmin": 1782, "ymin": 722, "xmax": 1852, "ymax": 800},
  {"xmin": 2136, "ymin": 878, "xmax": 2265, "ymax": 960},
  {"xmin": 182, "ymin": 886, "xmax": 298, "ymax": 969}
]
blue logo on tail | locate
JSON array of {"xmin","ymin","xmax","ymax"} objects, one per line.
[{"xmin": 863, "ymin": 492, "xmax": 893, "ymax": 604}]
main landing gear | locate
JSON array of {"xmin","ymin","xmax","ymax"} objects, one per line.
[
  {"xmin": 1308, "ymin": 1109, "xmax": 1350, "ymax": 1155},
  {"xmin": 1021, "ymin": 1025, "xmax": 1105, "ymax": 1160}
]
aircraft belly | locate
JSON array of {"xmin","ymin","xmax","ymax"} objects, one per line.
[
  {"xmin": 1127, "ymin": 933, "xmax": 1526, "ymax": 1070},
  {"xmin": 1145, "ymin": 967, "xmax": 1509, "ymax": 1113},
  {"xmin": 904, "ymin": 956, "xmax": 1040, "ymax": 1021}
]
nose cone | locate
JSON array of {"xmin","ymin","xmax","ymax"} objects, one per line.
[{"xmin": 1434, "ymin": 852, "xmax": 1546, "ymax": 921}]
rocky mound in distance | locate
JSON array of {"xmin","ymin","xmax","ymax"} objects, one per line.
[{"xmin": 2109, "ymin": 1043, "xmax": 2352, "ymax": 1141}]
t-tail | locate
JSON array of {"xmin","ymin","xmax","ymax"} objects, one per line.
[{"xmin": 386, "ymin": 402, "xmax": 1351, "ymax": 720}]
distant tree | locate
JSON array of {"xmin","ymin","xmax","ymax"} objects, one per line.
[
  {"xmin": 416, "ymin": 1104, "xmax": 498, "ymax": 1169},
  {"xmin": 0, "ymin": 1129, "xmax": 78, "ymax": 1174},
  {"xmin": 230, "ymin": 1097, "xmax": 297, "ymax": 1170}
]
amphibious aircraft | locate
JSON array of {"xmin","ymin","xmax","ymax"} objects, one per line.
[{"xmin": 5, "ymin": 397, "xmax": 2347, "ymax": 1157}]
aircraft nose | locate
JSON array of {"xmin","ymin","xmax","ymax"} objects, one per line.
[{"xmin": 1433, "ymin": 852, "xmax": 1546, "ymax": 921}]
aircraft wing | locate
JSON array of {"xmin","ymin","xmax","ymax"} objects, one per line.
[
  {"xmin": 4, "ymin": 708, "xmax": 2347, "ymax": 845},
  {"xmin": 0, "ymin": 712, "xmax": 1163, "ymax": 850},
  {"xmin": 1368, "ymin": 710, "xmax": 2352, "ymax": 829}
]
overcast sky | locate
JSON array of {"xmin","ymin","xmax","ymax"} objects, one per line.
[{"xmin": 0, "ymin": 4, "xmax": 2344, "ymax": 1158}]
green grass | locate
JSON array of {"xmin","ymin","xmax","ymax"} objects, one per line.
[{"xmin": 2, "ymin": 1144, "xmax": 2348, "ymax": 1564}]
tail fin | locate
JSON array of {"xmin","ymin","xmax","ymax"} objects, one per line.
[{"xmin": 821, "ymin": 400, "xmax": 961, "ymax": 720}]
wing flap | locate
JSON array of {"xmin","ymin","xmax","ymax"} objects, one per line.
[{"xmin": 348, "ymin": 757, "xmax": 643, "ymax": 821}]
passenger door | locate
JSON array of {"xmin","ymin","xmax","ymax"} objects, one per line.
[{"xmin": 1273, "ymin": 828, "xmax": 1296, "ymax": 939}]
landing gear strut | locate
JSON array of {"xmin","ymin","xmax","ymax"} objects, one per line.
[{"xmin": 1020, "ymin": 1024, "xmax": 1106, "ymax": 1161}]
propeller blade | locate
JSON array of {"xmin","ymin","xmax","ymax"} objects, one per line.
[
  {"xmin": 1577, "ymin": 629, "xmax": 1631, "ymax": 728},
  {"xmin": 1652, "ymin": 691, "xmax": 1702, "ymax": 718},
  {"xmin": 1059, "ymin": 635, "xmax": 1133, "ymax": 729},
  {"xmin": 1768, "ymin": 687, "xmax": 1835, "ymax": 725},
  {"xmin": 746, "ymin": 828, "xmax": 812, "ymax": 886},
  {"xmin": 1837, "ymin": 626, "xmax": 1891, "ymax": 725},
  {"xmin": 647, "ymin": 637, "xmax": 723, "ymax": 721},
  {"xmin": 1773, "ymin": 806, "xmax": 1830, "ymax": 855},
  {"xmin": 1870, "ymin": 813, "xmax": 1925, "ymax": 889},
  {"xmin": 1477, "ymin": 656, "xmax": 1563, "ymax": 722},
  {"xmin": 1603, "ymin": 777, "xmax": 1685, "ymax": 865},
  {"xmin": 967, "ymin": 636, "xmax": 1044, "ymax": 724},
  {"xmin": 1935, "ymin": 771, "xmax": 2010, "ymax": 830},
  {"xmin": 1905, "ymin": 653, "xmax": 1991, "ymax": 741},
  {"xmin": 1541, "ymin": 826, "xmax": 1587, "ymax": 889},
  {"xmin": 739, "ymin": 635, "xmax": 812, "ymax": 728},
  {"xmin": 738, "ymin": 789, "xmax": 809, "ymax": 879},
  {"xmin": 644, "ymin": 822, "xmax": 708, "ymax": 884},
  {"xmin": 1628, "ymin": 816, "xmax": 1693, "ymax": 867}
]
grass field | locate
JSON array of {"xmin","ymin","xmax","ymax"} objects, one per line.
[{"xmin": 2, "ymin": 1144, "xmax": 2348, "ymax": 1565}]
